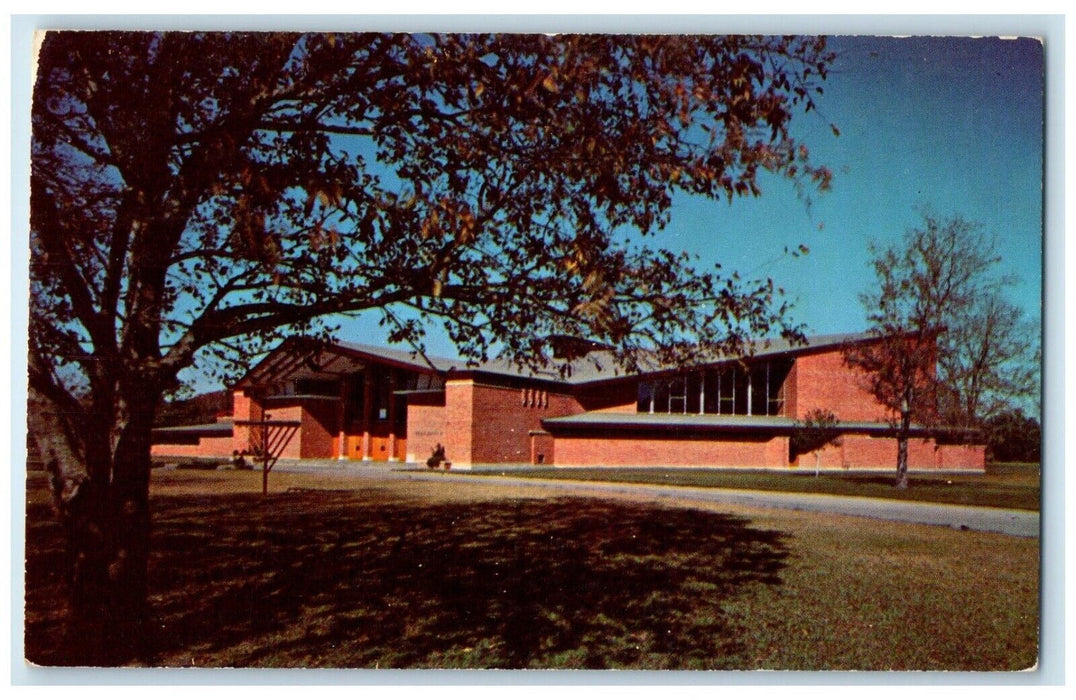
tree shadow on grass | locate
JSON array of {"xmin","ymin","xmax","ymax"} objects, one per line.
[{"xmin": 27, "ymin": 488, "xmax": 790, "ymax": 669}]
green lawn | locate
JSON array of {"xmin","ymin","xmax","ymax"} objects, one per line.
[
  {"xmin": 462, "ymin": 462, "xmax": 1041, "ymax": 511},
  {"xmin": 25, "ymin": 469, "xmax": 1039, "ymax": 670}
]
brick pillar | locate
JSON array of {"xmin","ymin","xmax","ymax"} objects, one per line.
[
  {"xmin": 361, "ymin": 370, "xmax": 374, "ymax": 461},
  {"xmin": 443, "ymin": 379, "xmax": 474, "ymax": 468},
  {"xmin": 231, "ymin": 390, "xmax": 261, "ymax": 455}
]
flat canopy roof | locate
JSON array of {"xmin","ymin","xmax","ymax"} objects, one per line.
[
  {"xmin": 542, "ymin": 412, "xmax": 936, "ymax": 437},
  {"xmin": 152, "ymin": 422, "xmax": 234, "ymax": 440}
]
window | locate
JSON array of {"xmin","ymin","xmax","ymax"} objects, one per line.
[{"xmin": 636, "ymin": 359, "xmax": 793, "ymax": 417}]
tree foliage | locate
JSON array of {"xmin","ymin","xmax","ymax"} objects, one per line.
[
  {"xmin": 156, "ymin": 390, "xmax": 231, "ymax": 427},
  {"xmin": 32, "ymin": 32, "xmax": 835, "ymax": 387},
  {"xmin": 29, "ymin": 31, "xmax": 835, "ymax": 662},
  {"xmin": 982, "ymin": 408, "xmax": 1041, "ymax": 463},
  {"xmin": 936, "ymin": 288, "xmax": 1039, "ymax": 428},
  {"xmin": 789, "ymin": 408, "xmax": 843, "ymax": 474},
  {"xmin": 845, "ymin": 213, "xmax": 1038, "ymax": 487}
]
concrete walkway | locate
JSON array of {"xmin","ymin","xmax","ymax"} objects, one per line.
[{"xmin": 272, "ymin": 460, "xmax": 1040, "ymax": 539}]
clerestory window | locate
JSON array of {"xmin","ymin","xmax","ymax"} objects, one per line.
[{"xmin": 635, "ymin": 359, "xmax": 793, "ymax": 417}]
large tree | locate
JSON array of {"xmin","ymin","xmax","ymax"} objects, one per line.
[
  {"xmin": 29, "ymin": 31, "xmax": 834, "ymax": 662},
  {"xmin": 845, "ymin": 213, "xmax": 1037, "ymax": 488}
]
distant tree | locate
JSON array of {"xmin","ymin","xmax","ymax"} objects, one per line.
[
  {"xmin": 156, "ymin": 390, "xmax": 232, "ymax": 427},
  {"xmin": 845, "ymin": 213, "xmax": 1026, "ymax": 489},
  {"xmin": 936, "ymin": 288, "xmax": 1039, "ymax": 428},
  {"xmin": 789, "ymin": 408, "xmax": 843, "ymax": 476},
  {"xmin": 982, "ymin": 409, "xmax": 1041, "ymax": 463},
  {"xmin": 29, "ymin": 32, "xmax": 835, "ymax": 662}
]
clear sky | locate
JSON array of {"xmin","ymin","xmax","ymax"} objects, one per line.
[
  {"xmin": 338, "ymin": 34, "xmax": 1045, "ymax": 359},
  {"xmin": 668, "ymin": 35, "xmax": 1044, "ymax": 335},
  {"xmin": 6, "ymin": 25, "xmax": 1048, "ymax": 390}
]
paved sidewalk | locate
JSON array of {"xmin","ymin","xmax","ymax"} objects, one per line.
[{"xmin": 273, "ymin": 460, "xmax": 1040, "ymax": 538}]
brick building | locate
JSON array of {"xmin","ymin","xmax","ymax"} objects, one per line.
[{"xmin": 152, "ymin": 333, "xmax": 985, "ymax": 471}]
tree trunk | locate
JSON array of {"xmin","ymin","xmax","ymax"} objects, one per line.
[
  {"xmin": 895, "ymin": 408, "xmax": 911, "ymax": 490},
  {"xmin": 28, "ymin": 367, "xmax": 156, "ymax": 665},
  {"xmin": 60, "ymin": 462, "xmax": 152, "ymax": 665}
]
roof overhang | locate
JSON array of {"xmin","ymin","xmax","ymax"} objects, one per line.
[
  {"xmin": 152, "ymin": 422, "xmax": 234, "ymax": 441},
  {"xmin": 541, "ymin": 412, "xmax": 944, "ymax": 439},
  {"xmin": 234, "ymin": 338, "xmax": 447, "ymax": 392}
]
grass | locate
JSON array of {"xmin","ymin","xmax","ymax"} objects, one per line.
[
  {"xmin": 24, "ymin": 468, "xmax": 1039, "ymax": 670},
  {"xmin": 461, "ymin": 462, "xmax": 1041, "ymax": 512}
]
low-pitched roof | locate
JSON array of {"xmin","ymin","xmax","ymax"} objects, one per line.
[
  {"xmin": 236, "ymin": 332, "xmax": 877, "ymax": 390},
  {"xmin": 336, "ymin": 332, "xmax": 874, "ymax": 385},
  {"xmin": 549, "ymin": 332, "xmax": 875, "ymax": 385}
]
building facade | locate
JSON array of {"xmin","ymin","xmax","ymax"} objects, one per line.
[{"xmin": 152, "ymin": 333, "xmax": 986, "ymax": 471}]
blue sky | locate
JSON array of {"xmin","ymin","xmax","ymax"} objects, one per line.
[
  {"xmin": 672, "ymin": 35, "xmax": 1044, "ymax": 335},
  {"xmin": 337, "ymin": 34, "xmax": 1045, "ymax": 360},
  {"xmin": 7, "ymin": 27, "xmax": 1048, "ymax": 391}
]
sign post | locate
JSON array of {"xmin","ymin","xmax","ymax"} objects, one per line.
[{"xmin": 234, "ymin": 414, "xmax": 301, "ymax": 496}]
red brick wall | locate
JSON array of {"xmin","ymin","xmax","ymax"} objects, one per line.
[
  {"xmin": 531, "ymin": 432, "xmax": 555, "ymax": 465},
  {"xmin": 151, "ymin": 435, "xmax": 234, "ymax": 459},
  {"xmin": 800, "ymin": 435, "xmax": 897, "ymax": 469},
  {"xmin": 231, "ymin": 397, "xmax": 335, "ymax": 462},
  {"xmin": 792, "ymin": 350, "xmax": 889, "ymax": 421},
  {"xmin": 444, "ymin": 380, "xmax": 583, "ymax": 467},
  {"xmin": 898, "ymin": 437, "xmax": 946, "ymax": 470},
  {"xmin": 470, "ymin": 384, "xmax": 583, "ymax": 465},
  {"xmin": 298, "ymin": 399, "xmax": 337, "ymax": 459},
  {"xmin": 552, "ymin": 433, "xmax": 790, "ymax": 468},
  {"xmin": 443, "ymin": 381, "xmax": 475, "ymax": 466},
  {"xmin": 796, "ymin": 435, "xmax": 982, "ymax": 471},
  {"xmin": 552, "ymin": 430, "xmax": 983, "ymax": 472},
  {"xmin": 232, "ymin": 390, "xmax": 257, "ymax": 421},
  {"xmin": 406, "ymin": 394, "xmax": 447, "ymax": 463},
  {"xmin": 258, "ymin": 404, "xmax": 304, "ymax": 459},
  {"xmin": 936, "ymin": 444, "xmax": 986, "ymax": 470},
  {"xmin": 230, "ymin": 390, "xmax": 256, "ymax": 454}
]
